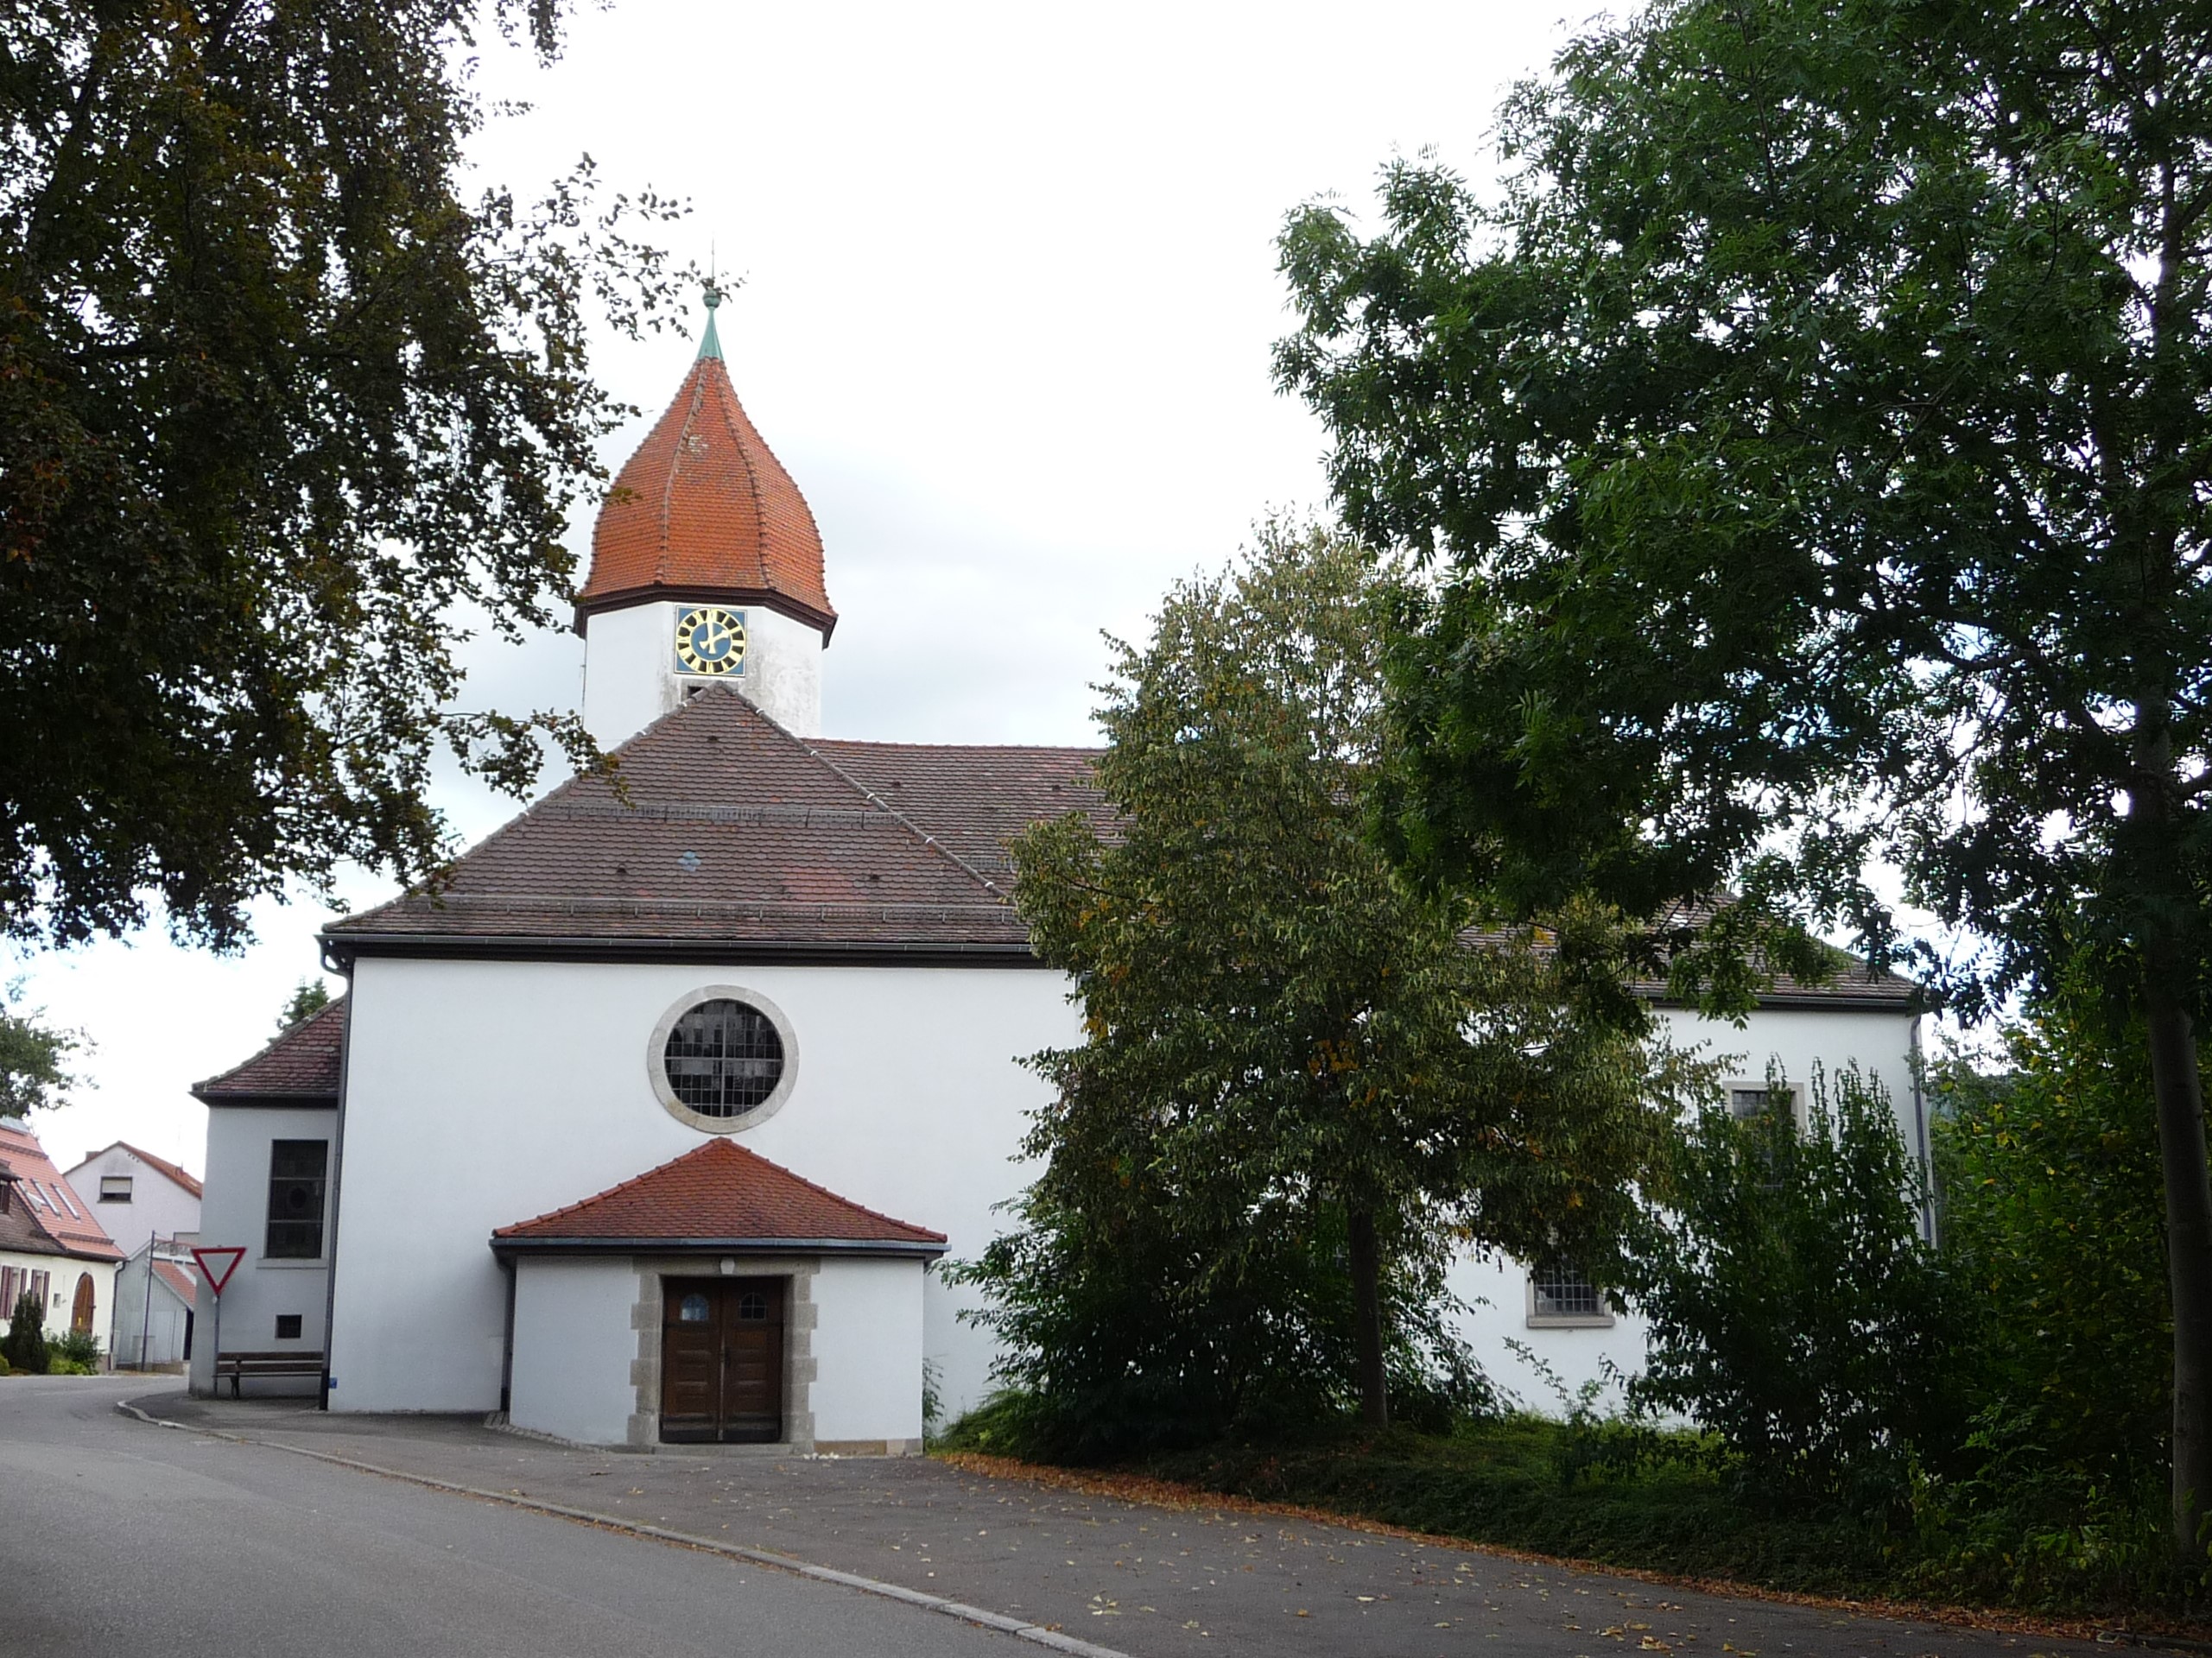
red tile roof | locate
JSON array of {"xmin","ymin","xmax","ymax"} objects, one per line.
[
  {"xmin": 578, "ymin": 351, "xmax": 835, "ymax": 635},
  {"xmin": 0, "ymin": 1121, "xmax": 122, "ymax": 1262},
  {"xmin": 152, "ymin": 1260, "xmax": 199, "ymax": 1304},
  {"xmin": 492, "ymin": 1138, "xmax": 946, "ymax": 1255},
  {"xmin": 67, "ymin": 1142, "xmax": 203, "ymax": 1199},
  {"xmin": 326, "ymin": 687, "xmax": 1102, "ymax": 952},
  {"xmin": 192, "ymin": 998, "xmax": 346, "ymax": 1103}
]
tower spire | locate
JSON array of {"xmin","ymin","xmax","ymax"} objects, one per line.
[{"xmin": 697, "ymin": 246, "xmax": 724, "ymax": 362}]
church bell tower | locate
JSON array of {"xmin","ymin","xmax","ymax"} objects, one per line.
[{"xmin": 576, "ymin": 282, "xmax": 835, "ymax": 746}]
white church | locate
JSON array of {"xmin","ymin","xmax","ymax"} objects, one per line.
[{"xmin": 188, "ymin": 290, "xmax": 1926, "ymax": 1449}]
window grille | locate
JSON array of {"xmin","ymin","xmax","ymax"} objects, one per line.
[
  {"xmin": 1531, "ymin": 1262, "xmax": 1605, "ymax": 1320},
  {"xmin": 275, "ymin": 1314, "xmax": 303, "ymax": 1340},
  {"xmin": 266, "ymin": 1140, "xmax": 328, "ymax": 1259},
  {"xmin": 737, "ymin": 1290, "xmax": 769, "ymax": 1320},
  {"xmin": 663, "ymin": 1000, "xmax": 786, "ymax": 1117}
]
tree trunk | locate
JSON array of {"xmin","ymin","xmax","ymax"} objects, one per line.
[
  {"xmin": 2147, "ymin": 965, "xmax": 2212, "ymax": 1566},
  {"xmin": 1347, "ymin": 1206, "xmax": 1389, "ymax": 1428}
]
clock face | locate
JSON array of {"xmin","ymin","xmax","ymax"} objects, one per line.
[{"xmin": 674, "ymin": 605, "xmax": 747, "ymax": 676}]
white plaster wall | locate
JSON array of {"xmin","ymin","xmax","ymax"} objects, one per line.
[
  {"xmin": 811, "ymin": 1256, "xmax": 927, "ymax": 1444},
  {"xmin": 1452, "ymin": 1003, "xmax": 1924, "ymax": 1410},
  {"xmin": 190, "ymin": 1105, "xmax": 335, "ymax": 1397},
  {"xmin": 0, "ymin": 1250, "xmax": 114, "ymax": 1362},
  {"xmin": 329, "ymin": 958, "xmax": 1082, "ymax": 1418},
  {"xmin": 508, "ymin": 1257, "xmax": 639, "ymax": 1445},
  {"xmin": 64, "ymin": 1145, "xmax": 201, "ymax": 1257},
  {"xmin": 582, "ymin": 599, "xmax": 824, "ymax": 747},
  {"xmin": 111, "ymin": 1253, "xmax": 194, "ymax": 1369}
]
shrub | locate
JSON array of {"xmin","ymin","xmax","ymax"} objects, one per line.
[
  {"xmin": 1621, "ymin": 1066, "xmax": 1962, "ymax": 1512},
  {"xmin": 0, "ymin": 1351, "xmax": 12, "ymax": 1376},
  {"xmin": 2, "ymin": 1291, "xmax": 48, "ymax": 1375},
  {"xmin": 49, "ymin": 1328, "xmax": 100, "ymax": 1371}
]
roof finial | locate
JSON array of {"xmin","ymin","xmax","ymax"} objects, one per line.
[{"xmin": 698, "ymin": 242, "xmax": 725, "ymax": 362}]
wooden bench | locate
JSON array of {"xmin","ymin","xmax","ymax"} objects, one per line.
[{"xmin": 216, "ymin": 1351, "xmax": 324, "ymax": 1398}]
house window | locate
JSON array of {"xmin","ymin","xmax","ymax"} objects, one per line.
[
  {"xmin": 1528, "ymin": 1262, "xmax": 1613, "ymax": 1327},
  {"xmin": 99, "ymin": 1174, "xmax": 133, "ymax": 1203},
  {"xmin": 650, "ymin": 988, "xmax": 799, "ymax": 1133},
  {"xmin": 265, "ymin": 1141, "xmax": 329, "ymax": 1259},
  {"xmin": 1729, "ymin": 1085, "xmax": 1795, "ymax": 1122},
  {"xmin": 275, "ymin": 1314, "xmax": 303, "ymax": 1340}
]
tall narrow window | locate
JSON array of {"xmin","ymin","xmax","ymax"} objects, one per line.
[{"xmin": 265, "ymin": 1140, "xmax": 328, "ymax": 1259}]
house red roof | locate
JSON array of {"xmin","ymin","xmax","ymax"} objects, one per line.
[
  {"xmin": 67, "ymin": 1142, "xmax": 204, "ymax": 1199},
  {"xmin": 0, "ymin": 1121, "xmax": 122, "ymax": 1262},
  {"xmin": 492, "ymin": 1138, "xmax": 946, "ymax": 1256},
  {"xmin": 192, "ymin": 998, "xmax": 346, "ymax": 1103},
  {"xmin": 152, "ymin": 1260, "xmax": 199, "ymax": 1304},
  {"xmin": 577, "ymin": 332, "xmax": 835, "ymax": 636}
]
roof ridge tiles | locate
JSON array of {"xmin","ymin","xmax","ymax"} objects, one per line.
[{"xmin": 707, "ymin": 689, "xmax": 1013, "ymax": 902}]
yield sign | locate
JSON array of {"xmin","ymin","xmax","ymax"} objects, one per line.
[{"xmin": 191, "ymin": 1246, "xmax": 246, "ymax": 1296}]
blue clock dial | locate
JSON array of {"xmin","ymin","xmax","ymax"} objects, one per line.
[{"xmin": 674, "ymin": 606, "xmax": 747, "ymax": 676}]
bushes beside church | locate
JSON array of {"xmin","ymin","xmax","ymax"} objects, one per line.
[{"xmin": 948, "ymin": 979, "xmax": 2196, "ymax": 1619}]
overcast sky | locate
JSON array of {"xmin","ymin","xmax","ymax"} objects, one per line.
[{"xmin": 15, "ymin": 0, "xmax": 1600, "ymax": 1178}]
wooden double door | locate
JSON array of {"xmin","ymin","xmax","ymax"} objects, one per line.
[{"xmin": 660, "ymin": 1276, "xmax": 785, "ymax": 1444}]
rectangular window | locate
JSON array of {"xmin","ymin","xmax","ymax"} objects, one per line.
[
  {"xmin": 1729, "ymin": 1085, "xmax": 1795, "ymax": 1121},
  {"xmin": 29, "ymin": 1270, "xmax": 48, "ymax": 1312},
  {"xmin": 1529, "ymin": 1262, "xmax": 1613, "ymax": 1326},
  {"xmin": 99, "ymin": 1174, "xmax": 133, "ymax": 1203},
  {"xmin": 0, "ymin": 1267, "xmax": 16, "ymax": 1313},
  {"xmin": 275, "ymin": 1314, "xmax": 303, "ymax": 1340},
  {"xmin": 265, "ymin": 1141, "xmax": 329, "ymax": 1260}
]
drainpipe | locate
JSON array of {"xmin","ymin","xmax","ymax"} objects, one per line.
[
  {"xmin": 498, "ymin": 1256, "xmax": 517, "ymax": 1416},
  {"xmin": 1909, "ymin": 1016, "xmax": 1935, "ymax": 1244}
]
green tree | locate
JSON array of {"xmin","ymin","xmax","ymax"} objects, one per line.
[
  {"xmin": 277, "ymin": 978, "xmax": 333, "ymax": 1033},
  {"xmin": 1, "ymin": 0, "xmax": 694, "ymax": 950},
  {"xmin": 1932, "ymin": 965, "xmax": 2181, "ymax": 1510},
  {"xmin": 959, "ymin": 527, "xmax": 1681, "ymax": 1435},
  {"xmin": 1626, "ymin": 1067, "xmax": 1961, "ymax": 1510},
  {"xmin": 1277, "ymin": 0, "xmax": 2212, "ymax": 1558},
  {"xmin": 0, "ymin": 982, "xmax": 86, "ymax": 1116},
  {"xmin": 3, "ymin": 1290, "xmax": 48, "ymax": 1374}
]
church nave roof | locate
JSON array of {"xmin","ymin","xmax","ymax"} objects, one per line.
[{"xmin": 323, "ymin": 687, "xmax": 1105, "ymax": 960}]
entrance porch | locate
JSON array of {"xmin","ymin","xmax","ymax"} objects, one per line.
[{"xmin": 490, "ymin": 1139, "xmax": 946, "ymax": 1452}]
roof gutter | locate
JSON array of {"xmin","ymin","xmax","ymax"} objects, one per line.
[
  {"xmin": 489, "ymin": 1234, "xmax": 947, "ymax": 1260},
  {"xmin": 320, "ymin": 933, "xmax": 1044, "ymax": 971}
]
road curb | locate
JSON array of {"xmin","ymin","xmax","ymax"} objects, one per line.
[{"xmin": 115, "ymin": 1400, "xmax": 1127, "ymax": 1658}]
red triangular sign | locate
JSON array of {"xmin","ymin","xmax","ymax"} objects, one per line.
[{"xmin": 191, "ymin": 1246, "xmax": 247, "ymax": 1296}]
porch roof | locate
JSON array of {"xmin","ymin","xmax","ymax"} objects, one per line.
[{"xmin": 491, "ymin": 1139, "xmax": 947, "ymax": 1259}]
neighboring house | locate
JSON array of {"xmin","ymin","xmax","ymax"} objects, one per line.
[
  {"xmin": 65, "ymin": 1142, "xmax": 203, "ymax": 1257},
  {"xmin": 0, "ymin": 1118, "xmax": 124, "ymax": 1358},
  {"xmin": 191, "ymin": 294, "xmax": 1924, "ymax": 1442},
  {"xmin": 112, "ymin": 1247, "xmax": 200, "ymax": 1371}
]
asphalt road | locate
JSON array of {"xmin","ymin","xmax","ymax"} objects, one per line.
[
  {"xmin": 0, "ymin": 1375, "xmax": 1029, "ymax": 1658},
  {"xmin": 116, "ymin": 1383, "xmax": 2117, "ymax": 1658}
]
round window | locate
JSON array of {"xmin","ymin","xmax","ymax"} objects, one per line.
[{"xmin": 649, "ymin": 987, "xmax": 798, "ymax": 1133}]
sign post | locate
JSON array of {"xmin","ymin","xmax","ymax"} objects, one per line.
[{"xmin": 190, "ymin": 1247, "xmax": 246, "ymax": 1389}]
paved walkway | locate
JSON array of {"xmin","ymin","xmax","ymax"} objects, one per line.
[{"xmin": 130, "ymin": 1388, "xmax": 2114, "ymax": 1658}]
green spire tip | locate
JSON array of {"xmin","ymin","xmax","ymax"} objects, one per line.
[{"xmin": 696, "ymin": 278, "xmax": 724, "ymax": 361}]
